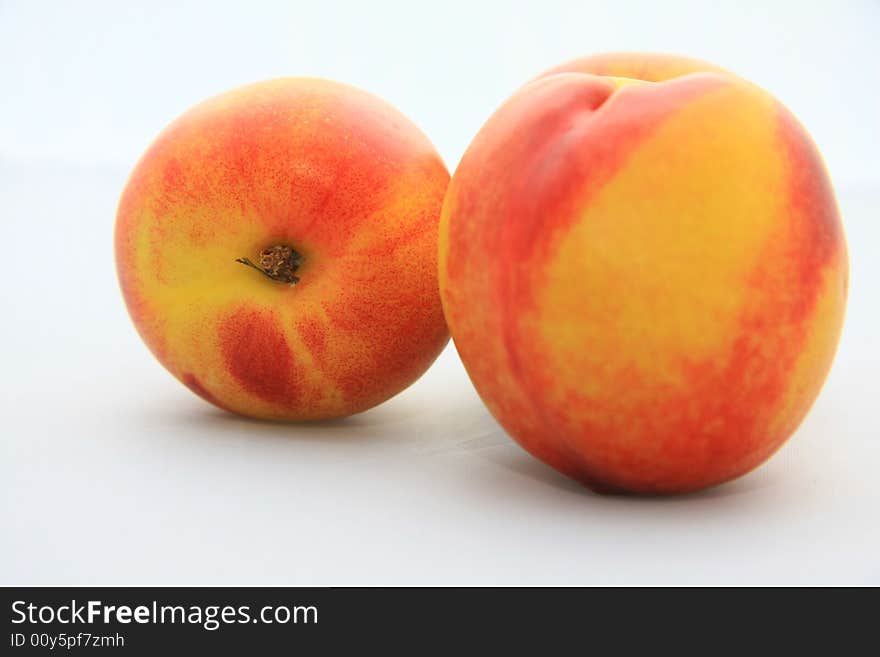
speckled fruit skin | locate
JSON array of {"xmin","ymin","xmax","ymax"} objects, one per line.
[
  {"xmin": 439, "ymin": 53, "xmax": 848, "ymax": 494},
  {"xmin": 116, "ymin": 78, "xmax": 450, "ymax": 420}
]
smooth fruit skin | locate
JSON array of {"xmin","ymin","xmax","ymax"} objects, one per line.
[
  {"xmin": 439, "ymin": 54, "xmax": 848, "ymax": 494},
  {"xmin": 539, "ymin": 51, "xmax": 731, "ymax": 81},
  {"xmin": 116, "ymin": 78, "xmax": 450, "ymax": 420}
]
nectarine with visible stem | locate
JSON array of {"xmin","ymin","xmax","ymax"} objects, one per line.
[{"xmin": 116, "ymin": 78, "xmax": 450, "ymax": 421}]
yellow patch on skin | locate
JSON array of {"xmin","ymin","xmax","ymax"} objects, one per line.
[
  {"xmin": 126, "ymin": 203, "xmax": 345, "ymax": 416},
  {"xmin": 528, "ymin": 81, "xmax": 784, "ymax": 427}
]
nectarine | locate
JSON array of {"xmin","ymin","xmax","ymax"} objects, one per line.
[
  {"xmin": 439, "ymin": 53, "xmax": 848, "ymax": 493},
  {"xmin": 116, "ymin": 78, "xmax": 450, "ymax": 420}
]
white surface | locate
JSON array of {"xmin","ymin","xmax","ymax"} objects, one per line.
[{"xmin": 2, "ymin": 1, "xmax": 879, "ymax": 585}]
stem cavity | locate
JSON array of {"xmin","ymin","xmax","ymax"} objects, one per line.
[{"xmin": 236, "ymin": 245, "xmax": 304, "ymax": 286}]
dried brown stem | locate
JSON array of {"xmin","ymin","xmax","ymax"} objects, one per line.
[{"xmin": 236, "ymin": 245, "xmax": 303, "ymax": 285}]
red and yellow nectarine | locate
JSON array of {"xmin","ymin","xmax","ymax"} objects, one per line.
[
  {"xmin": 116, "ymin": 78, "xmax": 450, "ymax": 420},
  {"xmin": 439, "ymin": 53, "xmax": 848, "ymax": 493}
]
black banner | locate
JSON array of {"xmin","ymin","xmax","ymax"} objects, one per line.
[{"xmin": 1, "ymin": 586, "xmax": 869, "ymax": 652}]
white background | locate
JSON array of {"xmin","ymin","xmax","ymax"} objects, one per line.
[{"xmin": 2, "ymin": 0, "xmax": 878, "ymax": 584}]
